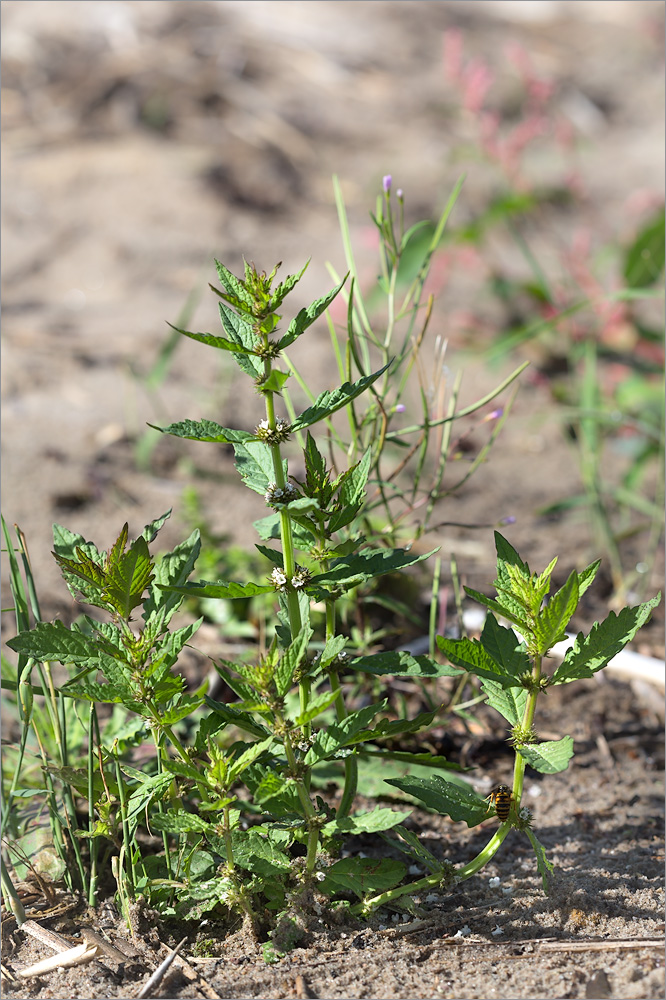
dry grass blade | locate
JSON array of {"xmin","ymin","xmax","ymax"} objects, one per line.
[
  {"xmin": 135, "ymin": 937, "xmax": 187, "ymax": 999},
  {"xmin": 18, "ymin": 942, "xmax": 98, "ymax": 978}
]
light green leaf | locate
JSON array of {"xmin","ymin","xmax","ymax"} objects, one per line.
[
  {"xmin": 524, "ymin": 827, "xmax": 555, "ymax": 893},
  {"xmin": 480, "ymin": 677, "xmax": 528, "ymax": 725},
  {"xmin": 259, "ymin": 369, "xmax": 290, "ymax": 394},
  {"xmin": 534, "ymin": 570, "xmax": 579, "ymax": 654},
  {"xmin": 143, "ymin": 529, "xmax": 201, "ymax": 627},
  {"xmin": 291, "ymin": 689, "xmax": 339, "ymax": 727},
  {"xmin": 150, "ymin": 811, "xmax": 212, "ymax": 834},
  {"xmin": 320, "ymin": 634, "xmax": 348, "ymax": 669},
  {"xmin": 228, "ymin": 736, "xmax": 275, "ymax": 782},
  {"xmin": 275, "ymin": 625, "xmax": 312, "ymax": 698},
  {"xmin": 551, "ymin": 594, "xmax": 661, "ymax": 684},
  {"xmin": 291, "ymin": 363, "xmax": 391, "ymax": 431},
  {"xmin": 233, "ymin": 440, "xmax": 288, "ymax": 496},
  {"xmin": 304, "ymin": 701, "xmax": 387, "ymax": 764},
  {"xmin": 322, "ymin": 807, "xmax": 410, "ymax": 838},
  {"xmin": 478, "ymin": 613, "xmax": 530, "ymax": 677},
  {"xmin": 104, "ymin": 536, "xmax": 154, "ymax": 618},
  {"xmin": 517, "ymin": 736, "xmax": 574, "ymax": 774}
]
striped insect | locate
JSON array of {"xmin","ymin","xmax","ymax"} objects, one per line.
[{"xmin": 487, "ymin": 784, "xmax": 513, "ymax": 823}]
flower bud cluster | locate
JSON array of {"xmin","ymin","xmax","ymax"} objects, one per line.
[
  {"xmin": 265, "ymin": 481, "xmax": 299, "ymax": 507},
  {"xmin": 255, "ymin": 418, "xmax": 290, "ymax": 444}
]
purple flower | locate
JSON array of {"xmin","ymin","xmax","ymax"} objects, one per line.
[
  {"xmin": 394, "ymin": 403, "xmax": 406, "ymax": 413},
  {"xmin": 499, "ymin": 516, "xmax": 516, "ymax": 526},
  {"xmin": 382, "ymin": 174, "xmax": 392, "ymax": 193},
  {"xmin": 396, "ymin": 188, "xmax": 404, "ymax": 199}
]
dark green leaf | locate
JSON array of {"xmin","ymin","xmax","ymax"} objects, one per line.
[
  {"xmin": 551, "ymin": 594, "xmax": 660, "ymax": 684},
  {"xmin": 277, "ymin": 275, "xmax": 347, "ymax": 350},
  {"xmin": 478, "ymin": 614, "xmax": 530, "ymax": 677},
  {"xmin": 385, "ymin": 774, "xmax": 488, "ymax": 827},
  {"xmin": 203, "ymin": 697, "xmax": 272, "ymax": 739},
  {"xmin": 524, "ymin": 827, "xmax": 554, "ymax": 893},
  {"xmin": 291, "ymin": 363, "xmax": 391, "ymax": 431},
  {"xmin": 149, "ymin": 419, "xmax": 256, "ymax": 444},
  {"xmin": 150, "ymin": 811, "xmax": 212, "ymax": 834},
  {"xmin": 359, "ymin": 748, "xmax": 464, "ymax": 772},
  {"xmin": 168, "ymin": 323, "xmax": 255, "ymax": 355},
  {"xmin": 161, "ymin": 580, "xmax": 274, "ymax": 599},
  {"xmin": 304, "ymin": 701, "xmax": 387, "ymax": 765},
  {"xmin": 350, "ymin": 650, "xmax": 462, "ymax": 678},
  {"xmin": 143, "ymin": 529, "xmax": 201, "ymax": 628},
  {"xmin": 313, "ymin": 546, "xmax": 437, "ymax": 589},
  {"xmin": 319, "ymin": 857, "xmax": 405, "ymax": 899},
  {"xmin": 7, "ymin": 621, "xmax": 101, "ymax": 664},
  {"xmin": 436, "ymin": 635, "xmax": 525, "ymax": 688}
]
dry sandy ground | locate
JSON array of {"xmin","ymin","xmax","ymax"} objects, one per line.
[{"xmin": 1, "ymin": 2, "xmax": 664, "ymax": 998}]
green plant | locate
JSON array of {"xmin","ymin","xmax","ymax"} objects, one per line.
[
  {"xmin": 346, "ymin": 531, "xmax": 660, "ymax": 916},
  {"xmin": 3, "ymin": 194, "xmax": 659, "ymax": 948}
]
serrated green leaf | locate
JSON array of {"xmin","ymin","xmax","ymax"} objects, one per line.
[
  {"xmin": 161, "ymin": 580, "xmax": 274, "ymax": 599},
  {"xmin": 313, "ymin": 546, "xmax": 437, "ymax": 589},
  {"xmin": 229, "ymin": 829, "xmax": 291, "ymax": 875},
  {"xmin": 518, "ymin": 736, "xmax": 574, "ymax": 774},
  {"xmin": 478, "ymin": 613, "xmax": 531, "ymax": 677},
  {"xmin": 143, "ymin": 530, "xmax": 201, "ymax": 628},
  {"xmin": 322, "ymin": 807, "xmax": 410, "ymax": 838},
  {"xmin": 277, "ymin": 275, "xmax": 347, "ymax": 350},
  {"xmin": 480, "ymin": 677, "xmax": 528, "ymax": 725},
  {"xmin": 259, "ymin": 369, "xmax": 290, "ymax": 394},
  {"xmin": 338, "ymin": 447, "xmax": 372, "ymax": 507},
  {"xmin": 359, "ymin": 748, "xmax": 464, "ymax": 772},
  {"xmin": 304, "ymin": 701, "xmax": 387, "ymax": 765},
  {"xmin": 577, "ymin": 559, "xmax": 601, "ymax": 598},
  {"xmin": 291, "ymin": 689, "xmax": 339, "ymax": 727},
  {"xmin": 7, "ymin": 620, "xmax": 101, "ymax": 664},
  {"xmin": 233, "ymin": 440, "xmax": 288, "ymax": 496},
  {"xmin": 385, "ymin": 774, "xmax": 488, "ymax": 827},
  {"xmin": 159, "ymin": 695, "xmax": 206, "ymax": 725},
  {"xmin": 462, "ymin": 586, "xmax": 528, "ymax": 633},
  {"xmin": 60, "ymin": 680, "xmax": 130, "ymax": 704},
  {"xmin": 216, "ymin": 302, "xmax": 263, "ymax": 377},
  {"xmin": 291, "ymin": 363, "xmax": 391, "ymax": 431},
  {"xmin": 351, "ymin": 709, "xmax": 439, "ymax": 746},
  {"xmin": 140, "ymin": 510, "xmax": 172, "ymax": 544},
  {"xmin": 275, "ymin": 625, "xmax": 312, "ymax": 698},
  {"xmin": 320, "ymin": 635, "xmax": 348, "ymax": 669},
  {"xmin": 350, "ymin": 650, "xmax": 463, "ymax": 678},
  {"xmin": 227, "ymin": 736, "xmax": 275, "ymax": 783},
  {"xmin": 436, "ymin": 635, "xmax": 525, "ymax": 688},
  {"xmin": 104, "ymin": 536, "xmax": 154, "ymax": 618},
  {"xmin": 168, "ymin": 323, "xmax": 254, "ymax": 355},
  {"xmin": 534, "ymin": 570, "xmax": 579, "ymax": 654},
  {"xmin": 150, "ymin": 811, "xmax": 212, "ymax": 834},
  {"xmin": 319, "ymin": 857, "xmax": 405, "ymax": 899},
  {"xmin": 214, "ymin": 258, "xmax": 256, "ymax": 309},
  {"xmin": 149, "ymin": 419, "xmax": 256, "ymax": 444},
  {"xmin": 492, "ymin": 531, "xmax": 534, "ymax": 620},
  {"xmin": 551, "ymin": 594, "xmax": 661, "ymax": 684},
  {"xmin": 204, "ymin": 697, "xmax": 272, "ymax": 739}
]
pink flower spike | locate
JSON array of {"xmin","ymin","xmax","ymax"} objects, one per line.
[{"xmin": 383, "ymin": 175, "xmax": 392, "ymax": 193}]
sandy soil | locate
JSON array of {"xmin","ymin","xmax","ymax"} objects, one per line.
[{"xmin": 1, "ymin": 2, "xmax": 664, "ymax": 998}]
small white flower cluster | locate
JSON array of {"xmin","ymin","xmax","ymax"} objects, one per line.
[
  {"xmin": 269, "ymin": 565, "xmax": 311, "ymax": 592},
  {"xmin": 291, "ymin": 566, "xmax": 311, "ymax": 589},
  {"xmin": 270, "ymin": 567, "xmax": 288, "ymax": 591},
  {"xmin": 264, "ymin": 481, "xmax": 299, "ymax": 506},
  {"xmin": 255, "ymin": 417, "xmax": 290, "ymax": 443}
]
